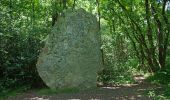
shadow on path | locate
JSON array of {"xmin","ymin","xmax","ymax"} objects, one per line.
[{"xmin": 6, "ymin": 76, "xmax": 162, "ymax": 100}]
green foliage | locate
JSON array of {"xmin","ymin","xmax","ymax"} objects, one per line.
[
  {"xmin": 0, "ymin": 0, "xmax": 170, "ymax": 98},
  {"xmin": 98, "ymin": 62, "xmax": 135, "ymax": 85},
  {"xmin": 0, "ymin": 0, "xmax": 50, "ymax": 91},
  {"xmin": 147, "ymin": 90, "xmax": 169, "ymax": 100},
  {"xmin": 97, "ymin": 17, "xmax": 135, "ymax": 85},
  {"xmin": 145, "ymin": 83, "xmax": 170, "ymax": 100},
  {"xmin": 0, "ymin": 86, "xmax": 30, "ymax": 100},
  {"xmin": 146, "ymin": 59, "xmax": 170, "ymax": 99},
  {"xmin": 147, "ymin": 66, "xmax": 170, "ymax": 85}
]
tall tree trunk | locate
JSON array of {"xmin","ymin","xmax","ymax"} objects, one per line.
[
  {"xmin": 151, "ymin": 5, "xmax": 164, "ymax": 68},
  {"xmin": 145, "ymin": 0, "xmax": 160, "ymax": 71},
  {"xmin": 96, "ymin": 0, "xmax": 104, "ymax": 64},
  {"xmin": 162, "ymin": 0, "xmax": 170, "ymax": 68}
]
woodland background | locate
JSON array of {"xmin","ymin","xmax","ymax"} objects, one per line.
[{"xmin": 0, "ymin": 0, "xmax": 170, "ymax": 99}]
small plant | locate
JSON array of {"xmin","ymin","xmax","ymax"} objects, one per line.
[{"xmin": 147, "ymin": 90, "xmax": 168, "ymax": 100}]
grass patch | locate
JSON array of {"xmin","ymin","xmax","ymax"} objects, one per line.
[
  {"xmin": 36, "ymin": 87, "xmax": 81, "ymax": 95},
  {"xmin": 36, "ymin": 86, "xmax": 99, "ymax": 95},
  {"xmin": 0, "ymin": 86, "xmax": 97, "ymax": 99},
  {"xmin": 0, "ymin": 86, "xmax": 30, "ymax": 100}
]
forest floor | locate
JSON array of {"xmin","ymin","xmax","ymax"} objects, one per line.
[{"xmin": 6, "ymin": 75, "xmax": 163, "ymax": 100}]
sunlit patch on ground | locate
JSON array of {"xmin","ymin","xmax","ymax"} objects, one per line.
[{"xmin": 28, "ymin": 97, "xmax": 49, "ymax": 100}]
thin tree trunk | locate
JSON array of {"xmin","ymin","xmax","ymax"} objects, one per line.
[
  {"xmin": 145, "ymin": 0, "xmax": 160, "ymax": 71},
  {"xmin": 63, "ymin": 0, "xmax": 67, "ymax": 9},
  {"xmin": 162, "ymin": 0, "xmax": 170, "ymax": 68},
  {"xmin": 96, "ymin": 0, "xmax": 101, "ymax": 30},
  {"xmin": 96, "ymin": 0, "xmax": 104, "ymax": 65},
  {"xmin": 72, "ymin": 0, "xmax": 76, "ymax": 10},
  {"xmin": 9, "ymin": 0, "xmax": 12, "ymax": 33},
  {"xmin": 52, "ymin": 1, "xmax": 58, "ymax": 26}
]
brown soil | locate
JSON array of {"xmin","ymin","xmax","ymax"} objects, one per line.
[{"xmin": 6, "ymin": 76, "xmax": 162, "ymax": 100}]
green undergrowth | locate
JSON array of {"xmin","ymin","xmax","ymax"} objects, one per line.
[
  {"xmin": 145, "ymin": 62, "xmax": 170, "ymax": 100},
  {"xmin": 145, "ymin": 85, "xmax": 170, "ymax": 100},
  {"xmin": 98, "ymin": 62, "xmax": 136, "ymax": 85},
  {"xmin": 0, "ymin": 86, "xmax": 30, "ymax": 100},
  {"xmin": 145, "ymin": 82, "xmax": 170, "ymax": 100}
]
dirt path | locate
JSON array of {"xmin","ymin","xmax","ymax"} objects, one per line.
[{"xmin": 6, "ymin": 76, "xmax": 161, "ymax": 100}]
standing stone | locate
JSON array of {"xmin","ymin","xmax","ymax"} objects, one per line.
[{"xmin": 36, "ymin": 9, "xmax": 103, "ymax": 89}]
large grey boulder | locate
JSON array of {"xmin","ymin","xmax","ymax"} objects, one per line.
[{"xmin": 36, "ymin": 9, "xmax": 103, "ymax": 89}]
